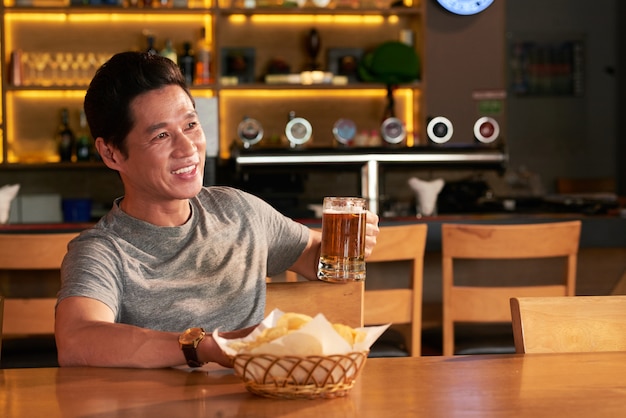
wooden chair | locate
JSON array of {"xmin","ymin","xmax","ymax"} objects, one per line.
[
  {"xmin": 280, "ymin": 224, "xmax": 427, "ymax": 356},
  {"xmin": 0, "ymin": 295, "xmax": 3, "ymax": 356},
  {"xmin": 441, "ymin": 221, "xmax": 581, "ymax": 356},
  {"xmin": 0, "ymin": 232, "xmax": 78, "ymax": 367},
  {"xmin": 364, "ymin": 224, "xmax": 427, "ymax": 357},
  {"xmin": 510, "ymin": 295, "xmax": 626, "ymax": 353},
  {"xmin": 0, "ymin": 232, "xmax": 78, "ymax": 335},
  {"xmin": 265, "ymin": 280, "xmax": 364, "ymax": 328}
]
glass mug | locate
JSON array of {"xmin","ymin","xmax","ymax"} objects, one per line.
[{"xmin": 317, "ymin": 197, "xmax": 367, "ymax": 282}]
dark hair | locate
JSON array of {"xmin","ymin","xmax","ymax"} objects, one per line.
[{"xmin": 83, "ymin": 51, "xmax": 193, "ymax": 157}]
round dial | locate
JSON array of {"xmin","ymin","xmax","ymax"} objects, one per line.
[
  {"xmin": 427, "ymin": 116, "xmax": 454, "ymax": 144},
  {"xmin": 473, "ymin": 116, "xmax": 500, "ymax": 144},
  {"xmin": 380, "ymin": 117, "xmax": 406, "ymax": 145},
  {"xmin": 237, "ymin": 117, "xmax": 263, "ymax": 149},
  {"xmin": 179, "ymin": 327, "xmax": 205, "ymax": 346},
  {"xmin": 285, "ymin": 117, "xmax": 313, "ymax": 146},
  {"xmin": 435, "ymin": 0, "xmax": 494, "ymax": 15},
  {"xmin": 332, "ymin": 119, "xmax": 357, "ymax": 145}
]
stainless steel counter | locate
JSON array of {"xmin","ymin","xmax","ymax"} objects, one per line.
[{"xmin": 234, "ymin": 146, "xmax": 508, "ymax": 213}]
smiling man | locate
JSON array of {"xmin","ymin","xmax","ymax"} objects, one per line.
[{"xmin": 54, "ymin": 52, "xmax": 379, "ymax": 369}]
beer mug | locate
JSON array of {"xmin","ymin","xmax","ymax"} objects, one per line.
[{"xmin": 317, "ymin": 197, "xmax": 367, "ymax": 282}]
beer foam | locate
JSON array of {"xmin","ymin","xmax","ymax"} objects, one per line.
[{"xmin": 323, "ymin": 208, "xmax": 366, "ymax": 214}]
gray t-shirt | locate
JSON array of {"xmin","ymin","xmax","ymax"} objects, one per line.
[{"xmin": 58, "ymin": 186, "xmax": 309, "ymax": 333}]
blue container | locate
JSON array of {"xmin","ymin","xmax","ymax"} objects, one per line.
[{"xmin": 62, "ymin": 198, "xmax": 92, "ymax": 222}]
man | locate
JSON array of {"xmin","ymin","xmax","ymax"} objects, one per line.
[{"xmin": 55, "ymin": 52, "xmax": 379, "ymax": 369}]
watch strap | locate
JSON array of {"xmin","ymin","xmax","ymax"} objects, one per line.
[{"xmin": 182, "ymin": 345, "xmax": 204, "ymax": 368}]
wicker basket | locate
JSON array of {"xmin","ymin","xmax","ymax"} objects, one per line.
[{"xmin": 232, "ymin": 351, "xmax": 368, "ymax": 399}]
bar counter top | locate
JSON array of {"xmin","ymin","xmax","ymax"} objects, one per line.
[{"xmin": 2, "ymin": 213, "xmax": 625, "ymax": 248}]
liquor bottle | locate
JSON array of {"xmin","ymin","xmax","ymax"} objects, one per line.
[
  {"xmin": 75, "ymin": 110, "xmax": 92, "ymax": 162},
  {"xmin": 56, "ymin": 108, "xmax": 75, "ymax": 162},
  {"xmin": 160, "ymin": 39, "xmax": 178, "ymax": 64},
  {"xmin": 179, "ymin": 42, "xmax": 195, "ymax": 86},
  {"xmin": 145, "ymin": 34, "xmax": 158, "ymax": 55},
  {"xmin": 194, "ymin": 27, "xmax": 212, "ymax": 85}
]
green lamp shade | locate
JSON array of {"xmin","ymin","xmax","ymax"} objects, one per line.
[{"xmin": 358, "ymin": 41, "xmax": 420, "ymax": 84}]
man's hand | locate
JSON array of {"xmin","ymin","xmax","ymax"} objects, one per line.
[
  {"xmin": 201, "ymin": 325, "xmax": 258, "ymax": 368},
  {"xmin": 364, "ymin": 210, "xmax": 380, "ymax": 258}
]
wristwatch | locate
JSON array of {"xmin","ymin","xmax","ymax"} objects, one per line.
[{"xmin": 179, "ymin": 327, "xmax": 206, "ymax": 367}]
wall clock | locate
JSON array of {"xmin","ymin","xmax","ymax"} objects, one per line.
[{"xmin": 435, "ymin": 0, "xmax": 494, "ymax": 16}]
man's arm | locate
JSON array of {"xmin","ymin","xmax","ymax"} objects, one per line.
[
  {"xmin": 290, "ymin": 210, "xmax": 379, "ymax": 281},
  {"xmin": 55, "ymin": 296, "xmax": 240, "ymax": 368}
]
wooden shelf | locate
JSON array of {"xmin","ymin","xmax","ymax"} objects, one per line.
[{"xmin": 217, "ymin": 6, "xmax": 420, "ymax": 16}]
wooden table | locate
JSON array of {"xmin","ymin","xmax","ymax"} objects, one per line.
[{"xmin": 1, "ymin": 353, "xmax": 625, "ymax": 417}]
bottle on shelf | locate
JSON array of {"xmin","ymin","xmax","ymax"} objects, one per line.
[
  {"xmin": 75, "ymin": 110, "xmax": 92, "ymax": 162},
  {"xmin": 194, "ymin": 27, "xmax": 212, "ymax": 85},
  {"xmin": 145, "ymin": 34, "xmax": 158, "ymax": 55},
  {"xmin": 56, "ymin": 108, "xmax": 76, "ymax": 163},
  {"xmin": 179, "ymin": 42, "xmax": 195, "ymax": 86},
  {"xmin": 160, "ymin": 39, "xmax": 178, "ymax": 64}
]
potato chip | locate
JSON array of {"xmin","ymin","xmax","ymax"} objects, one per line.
[
  {"xmin": 332, "ymin": 323, "xmax": 365, "ymax": 345},
  {"xmin": 228, "ymin": 311, "xmax": 363, "ymax": 354},
  {"xmin": 277, "ymin": 312, "xmax": 313, "ymax": 331}
]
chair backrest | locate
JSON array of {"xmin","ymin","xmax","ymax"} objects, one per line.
[
  {"xmin": 0, "ymin": 295, "xmax": 4, "ymax": 354},
  {"xmin": 511, "ymin": 295, "xmax": 626, "ymax": 353},
  {"xmin": 280, "ymin": 224, "xmax": 427, "ymax": 356},
  {"xmin": 363, "ymin": 224, "xmax": 427, "ymax": 357},
  {"xmin": 441, "ymin": 221, "xmax": 581, "ymax": 356},
  {"xmin": 0, "ymin": 232, "xmax": 78, "ymax": 336},
  {"xmin": 265, "ymin": 280, "xmax": 364, "ymax": 328}
]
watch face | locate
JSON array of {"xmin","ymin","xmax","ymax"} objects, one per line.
[
  {"xmin": 436, "ymin": 0, "xmax": 494, "ymax": 15},
  {"xmin": 180, "ymin": 327, "xmax": 205, "ymax": 345}
]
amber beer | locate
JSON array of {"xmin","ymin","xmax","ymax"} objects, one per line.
[{"xmin": 318, "ymin": 197, "xmax": 367, "ymax": 282}]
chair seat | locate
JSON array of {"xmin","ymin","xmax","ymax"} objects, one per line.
[
  {"xmin": 1, "ymin": 335, "xmax": 59, "ymax": 369},
  {"xmin": 422, "ymin": 323, "xmax": 516, "ymax": 356}
]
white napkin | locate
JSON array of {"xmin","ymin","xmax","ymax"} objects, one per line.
[
  {"xmin": 215, "ymin": 309, "xmax": 389, "ymax": 357},
  {"xmin": 408, "ymin": 177, "xmax": 444, "ymax": 217},
  {"xmin": 0, "ymin": 184, "xmax": 20, "ymax": 224}
]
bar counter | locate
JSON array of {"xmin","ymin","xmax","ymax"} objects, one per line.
[
  {"xmin": 2, "ymin": 213, "xmax": 625, "ymax": 247},
  {"xmin": 234, "ymin": 146, "xmax": 508, "ymax": 214}
]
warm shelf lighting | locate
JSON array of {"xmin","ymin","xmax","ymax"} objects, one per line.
[
  {"xmin": 233, "ymin": 14, "xmax": 386, "ymax": 25},
  {"xmin": 4, "ymin": 12, "xmax": 211, "ymax": 53},
  {"xmin": 220, "ymin": 87, "xmax": 415, "ymax": 148},
  {"xmin": 192, "ymin": 90, "xmax": 216, "ymax": 99},
  {"xmin": 220, "ymin": 88, "xmax": 392, "ymax": 99},
  {"xmin": 6, "ymin": 90, "xmax": 86, "ymax": 163},
  {"xmin": 9, "ymin": 91, "xmax": 85, "ymax": 100},
  {"xmin": 5, "ymin": 12, "xmax": 209, "ymax": 24}
]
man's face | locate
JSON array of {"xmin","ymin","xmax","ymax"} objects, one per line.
[{"xmin": 115, "ymin": 85, "xmax": 206, "ymax": 205}]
